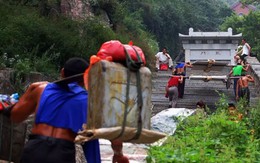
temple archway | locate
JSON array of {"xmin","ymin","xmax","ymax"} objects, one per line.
[{"xmin": 179, "ymin": 28, "xmax": 242, "ymax": 65}]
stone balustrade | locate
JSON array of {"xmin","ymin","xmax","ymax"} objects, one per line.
[{"xmin": 247, "ymin": 57, "xmax": 260, "ymax": 95}]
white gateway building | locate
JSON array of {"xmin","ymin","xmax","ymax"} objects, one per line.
[{"xmin": 179, "ymin": 28, "xmax": 242, "ymax": 65}]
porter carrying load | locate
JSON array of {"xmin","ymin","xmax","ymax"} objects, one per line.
[{"xmin": 75, "ymin": 40, "xmax": 166, "ymax": 144}]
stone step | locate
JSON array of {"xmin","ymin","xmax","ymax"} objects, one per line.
[{"xmin": 151, "ymin": 66, "xmax": 237, "ymax": 114}]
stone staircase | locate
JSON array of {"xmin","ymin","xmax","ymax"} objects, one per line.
[
  {"xmin": 151, "ymin": 63, "xmax": 259, "ymax": 115},
  {"xmin": 99, "ymin": 58, "xmax": 260, "ymax": 163}
]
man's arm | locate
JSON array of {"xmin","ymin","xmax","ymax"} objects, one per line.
[
  {"xmin": 165, "ymin": 53, "xmax": 172, "ymax": 59},
  {"xmin": 172, "ymin": 68, "xmax": 177, "ymax": 75},
  {"xmin": 246, "ymin": 43, "xmax": 251, "ymax": 53},
  {"xmin": 247, "ymin": 75, "xmax": 254, "ymax": 82},
  {"xmin": 10, "ymin": 82, "xmax": 47, "ymax": 123},
  {"xmin": 155, "ymin": 52, "xmax": 160, "ymax": 58},
  {"xmin": 242, "ymin": 64, "xmax": 250, "ymax": 72},
  {"xmin": 179, "ymin": 76, "xmax": 184, "ymax": 83},
  {"xmin": 228, "ymin": 70, "xmax": 233, "ymax": 76},
  {"xmin": 185, "ymin": 62, "xmax": 193, "ymax": 68}
]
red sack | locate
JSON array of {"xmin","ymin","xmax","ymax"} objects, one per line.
[
  {"xmin": 160, "ymin": 64, "xmax": 168, "ymax": 71},
  {"xmin": 97, "ymin": 40, "xmax": 146, "ymax": 65}
]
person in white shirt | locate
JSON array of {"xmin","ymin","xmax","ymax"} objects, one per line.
[
  {"xmin": 234, "ymin": 39, "xmax": 251, "ymax": 64},
  {"xmin": 155, "ymin": 47, "xmax": 173, "ymax": 70}
]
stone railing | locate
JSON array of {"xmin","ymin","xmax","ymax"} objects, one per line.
[{"xmin": 247, "ymin": 57, "xmax": 260, "ymax": 96}]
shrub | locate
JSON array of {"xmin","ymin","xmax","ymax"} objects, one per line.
[{"xmin": 147, "ymin": 96, "xmax": 260, "ymax": 162}]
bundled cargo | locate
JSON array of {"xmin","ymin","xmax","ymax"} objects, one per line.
[{"xmin": 75, "ymin": 41, "xmax": 166, "ymax": 144}]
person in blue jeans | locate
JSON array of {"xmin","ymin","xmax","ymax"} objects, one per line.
[{"xmin": 2, "ymin": 57, "xmax": 101, "ymax": 163}]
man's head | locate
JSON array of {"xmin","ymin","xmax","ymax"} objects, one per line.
[
  {"xmin": 63, "ymin": 57, "xmax": 89, "ymax": 78},
  {"xmin": 162, "ymin": 47, "xmax": 167, "ymax": 54},
  {"xmin": 242, "ymin": 38, "xmax": 246, "ymax": 44},
  {"xmin": 196, "ymin": 100, "xmax": 206, "ymax": 109}
]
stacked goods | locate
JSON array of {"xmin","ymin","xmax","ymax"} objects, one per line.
[{"xmin": 75, "ymin": 40, "xmax": 166, "ymax": 144}]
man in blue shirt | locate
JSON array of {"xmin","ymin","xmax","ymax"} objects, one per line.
[{"xmin": 3, "ymin": 57, "xmax": 101, "ymax": 163}]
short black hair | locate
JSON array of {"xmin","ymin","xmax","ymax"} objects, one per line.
[
  {"xmin": 228, "ymin": 103, "xmax": 235, "ymax": 108},
  {"xmin": 196, "ymin": 100, "xmax": 205, "ymax": 109},
  {"xmin": 64, "ymin": 57, "xmax": 89, "ymax": 77}
]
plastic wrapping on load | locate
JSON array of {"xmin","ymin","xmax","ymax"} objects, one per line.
[
  {"xmin": 0, "ymin": 93, "xmax": 19, "ymax": 111},
  {"xmin": 96, "ymin": 40, "xmax": 146, "ymax": 65}
]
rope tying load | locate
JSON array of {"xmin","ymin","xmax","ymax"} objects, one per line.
[
  {"xmin": 204, "ymin": 59, "xmax": 215, "ymax": 72},
  {"xmin": 76, "ymin": 40, "xmax": 166, "ymax": 144}
]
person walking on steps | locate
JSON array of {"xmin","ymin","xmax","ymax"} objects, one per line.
[
  {"xmin": 234, "ymin": 38, "xmax": 251, "ymax": 64},
  {"xmin": 228, "ymin": 61, "xmax": 250, "ymax": 98},
  {"xmin": 165, "ymin": 75, "xmax": 183, "ymax": 108},
  {"xmin": 1, "ymin": 57, "xmax": 101, "ymax": 163},
  {"xmin": 172, "ymin": 62, "xmax": 192, "ymax": 98},
  {"xmin": 236, "ymin": 74, "xmax": 254, "ymax": 106}
]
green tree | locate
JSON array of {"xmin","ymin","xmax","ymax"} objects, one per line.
[
  {"xmin": 241, "ymin": 0, "xmax": 260, "ymax": 5},
  {"xmin": 131, "ymin": 0, "xmax": 232, "ymax": 58},
  {"xmin": 220, "ymin": 11, "xmax": 260, "ymax": 58}
]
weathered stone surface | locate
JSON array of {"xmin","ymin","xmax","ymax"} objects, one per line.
[
  {"xmin": 60, "ymin": 0, "xmax": 93, "ymax": 20},
  {"xmin": 0, "ymin": 115, "xmax": 27, "ymax": 163},
  {"xmin": 151, "ymin": 59, "xmax": 260, "ymax": 115},
  {"xmin": 0, "ymin": 68, "xmax": 16, "ymax": 94},
  {"xmin": 60, "ymin": 0, "xmax": 112, "ymax": 27}
]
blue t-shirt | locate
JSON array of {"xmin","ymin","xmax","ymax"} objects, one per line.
[
  {"xmin": 35, "ymin": 83, "xmax": 101, "ymax": 163},
  {"xmin": 175, "ymin": 62, "xmax": 185, "ymax": 69},
  {"xmin": 174, "ymin": 62, "xmax": 186, "ymax": 75}
]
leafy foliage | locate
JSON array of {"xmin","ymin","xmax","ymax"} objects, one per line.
[
  {"xmin": 0, "ymin": 1, "xmax": 158, "ymax": 73},
  {"xmin": 248, "ymin": 100, "xmax": 260, "ymax": 139},
  {"xmin": 220, "ymin": 11, "xmax": 260, "ymax": 59},
  {"xmin": 241, "ymin": 0, "xmax": 260, "ymax": 5},
  {"xmin": 2, "ymin": 0, "xmax": 258, "ymax": 82},
  {"xmin": 147, "ymin": 96, "xmax": 260, "ymax": 162},
  {"xmin": 126, "ymin": 0, "xmax": 233, "ymax": 58}
]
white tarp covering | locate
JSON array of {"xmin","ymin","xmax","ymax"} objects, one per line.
[
  {"xmin": 151, "ymin": 108, "xmax": 195, "ymax": 135},
  {"xmin": 151, "ymin": 108, "xmax": 195, "ymax": 146}
]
